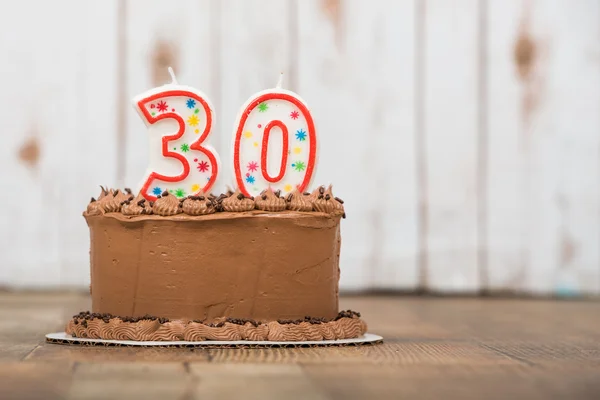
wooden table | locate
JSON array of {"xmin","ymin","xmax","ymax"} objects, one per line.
[{"xmin": 1, "ymin": 292, "xmax": 599, "ymax": 399}]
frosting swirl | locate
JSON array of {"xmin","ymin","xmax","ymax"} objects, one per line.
[
  {"xmin": 152, "ymin": 191, "xmax": 181, "ymax": 216},
  {"xmin": 255, "ymin": 189, "xmax": 286, "ymax": 212},
  {"xmin": 181, "ymin": 194, "xmax": 216, "ymax": 216},
  {"xmin": 286, "ymin": 189, "xmax": 313, "ymax": 212},
  {"xmin": 65, "ymin": 311, "xmax": 367, "ymax": 342},
  {"xmin": 122, "ymin": 193, "xmax": 153, "ymax": 216},
  {"xmin": 222, "ymin": 190, "xmax": 255, "ymax": 212},
  {"xmin": 105, "ymin": 189, "xmax": 133, "ymax": 213},
  {"xmin": 85, "ymin": 186, "xmax": 113, "ymax": 216},
  {"xmin": 311, "ymin": 185, "xmax": 345, "ymax": 216}
]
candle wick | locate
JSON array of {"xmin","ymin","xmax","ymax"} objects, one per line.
[
  {"xmin": 168, "ymin": 67, "xmax": 178, "ymax": 85},
  {"xmin": 276, "ymin": 72, "xmax": 283, "ymax": 89}
]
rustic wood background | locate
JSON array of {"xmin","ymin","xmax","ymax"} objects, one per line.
[{"xmin": 0, "ymin": 0, "xmax": 598, "ymax": 296}]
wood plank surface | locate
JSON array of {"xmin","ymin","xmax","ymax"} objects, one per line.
[
  {"xmin": 296, "ymin": 0, "xmax": 418, "ymax": 290},
  {"xmin": 421, "ymin": 0, "xmax": 482, "ymax": 293},
  {"xmin": 1, "ymin": 292, "xmax": 600, "ymax": 399},
  {"xmin": 0, "ymin": 1, "xmax": 119, "ymax": 288},
  {"xmin": 486, "ymin": 0, "xmax": 600, "ymax": 296}
]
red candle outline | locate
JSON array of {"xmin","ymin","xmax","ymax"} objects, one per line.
[
  {"xmin": 260, "ymin": 120, "xmax": 289, "ymax": 182},
  {"xmin": 234, "ymin": 92, "xmax": 316, "ymax": 197},
  {"xmin": 136, "ymin": 90, "xmax": 218, "ymax": 201}
]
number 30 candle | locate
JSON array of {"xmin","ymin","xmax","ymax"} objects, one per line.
[
  {"xmin": 133, "ymin": 68, "xmax": 220, "ymax": 201},
  {"xmin": 232, "ymin": 74, "xmax": 317, "ymax": 198}
]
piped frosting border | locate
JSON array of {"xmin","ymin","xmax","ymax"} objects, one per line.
[
  {"xmin": 85, "ymin": 185, "xmax": 345, "ymax": 218},
  {"xmin": 66, "ymin": 311, "xmax": 366, "ymax": 342}
]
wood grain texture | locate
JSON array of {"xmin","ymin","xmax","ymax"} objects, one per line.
[
  {"xmin": 296, "ymin": 0, "xmax": 418, "ymax": 290},
  {"xmin": 1, "ymin": 293, "xmax": 600, "ymax": 399},
  {"xmin": 486, "ymin": 0, "xmax": 600, "ymax": 296},
  {"xmin": 422, "ymin": 0, "xmax": 481, "ymax": 293},
  {"xmin": 0, "ymin": 1, "xmax": 119, "ymax": 288}
]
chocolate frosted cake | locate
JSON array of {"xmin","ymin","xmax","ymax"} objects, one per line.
[{"xmin": 66, "ymin": 186, "xmax": 367, "ymax": 342}]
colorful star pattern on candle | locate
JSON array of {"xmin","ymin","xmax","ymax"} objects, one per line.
[
  {"xmin": 197, "ymin": 160, "xmax": 210, "ymax": 173},
  {"xmin": 295, "ymin": 129, "xmax": 307, "ymax": 141},
  {"xmin": 247, "ymin": 161, "xmax": 259, "ymax": 172},
  {"xmin": 135, "ymin": 92, "xmax": 218, "ymax": 200}
]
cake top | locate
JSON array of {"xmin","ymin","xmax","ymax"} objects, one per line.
[{"xmin": 85, "ymin": 185, "xmax": 345, "ymax": 219}]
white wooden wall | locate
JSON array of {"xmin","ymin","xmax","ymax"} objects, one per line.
[{"xmin": 0, "ymin": 0, "xmax": 598, "ymax": 296}]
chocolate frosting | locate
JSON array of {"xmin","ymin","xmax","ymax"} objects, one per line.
[
  {"xmin": 104, "ymin": 189, "xmax": 132, "ymax": 213},
  {"xmin": 221, "ymin": 190, "xmax": 255, "ymax": 212},
  {"xmin": 65, "ymin": 311, "xmax": 366, "ymax": 342},
  {"xmin": 286, "ymin": 189, "xmax": 314, "ymax": 212},
  {"xmin": 255, "ymin": 189, "xmax": 286, "ymax": 212},
  {"xmin": 85, "ymin": 186, "xmax": 113, "ymax": 216},
  {"xmin": 181, "ymin": 194, "xmax": 216, "ymax": 216},
  {"xmin": 312, "ymin": 185, "xmax": 345, "ymax": 216},
  {"xmin": 122, "ymin": 193, "xmax": 153, "ymax": 216},
  {"xmin": 152, "ymin": 191, "xmax": 181, "ymax": 216},
  {"xmin": 86, "ymin": 211, "xmax": 342, "ymax": 322}
]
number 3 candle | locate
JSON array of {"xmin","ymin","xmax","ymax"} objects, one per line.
[
  {"xmin": 133, "ymin": 68, "xmax": 220, "ymax": 201},
  {"xmin": 232, "ymin": 74, "xmax": 317, "ymax": 198}
]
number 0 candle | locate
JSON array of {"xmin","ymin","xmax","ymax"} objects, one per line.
[
  {"xmin": 133, "ymin": 68, "xmax": 220, "ymax": 201},
  {"xmin": 232, "ymin": 74, "xmax": 317, "ymax": 198}
]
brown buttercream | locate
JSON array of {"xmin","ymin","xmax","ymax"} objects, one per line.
[
  {"xmin": 65, "ymin": 312, "xmax": 366, "ymax": 341},
  {"xmin": 85, "ymin": 186, "xmax": 113, "ymax": 216},
  {"xmin": 222, "ymin": 190, "xmax": 255, "ymax": 212},
  {"xmin": 86, "ymin": 211, "xmax": 342, "ymax": 322},
  {"xmin": 122, "ymin": 193, "xmax": 153, "ymax": 216},
  {"xmin": 181, "ymin": 194, "xmax": 216, "ymax": 216},
  {"xmin": 286, "ymin": 189, "xmax": 314, "ymax": 212},
  {"xmin": 255, "ymin": 189, "xmax": 286, "ymax": 212},
  {"xmin": 104, "ymin": 189, "xmax": 132, "ymax": 213},
  {"xmin": 312, "ymin": 185, "xmax": 345, "ymax": 216},
  {"xmin": 152, "ymin": 191, "xmax": 181, "ymax": 216}
]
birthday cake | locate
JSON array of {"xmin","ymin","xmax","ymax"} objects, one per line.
[
  {"xmin": 64, "ymin": 71, "xmax": 366, "ymax": 342},
  {"xmin": 65, "ymin": 186, "xmax": 366, "ymax": 341}
]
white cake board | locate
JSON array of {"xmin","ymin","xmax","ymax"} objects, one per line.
[{"xmin": 46, "ymin": 332, "xmax": 382, "ymax": 347}]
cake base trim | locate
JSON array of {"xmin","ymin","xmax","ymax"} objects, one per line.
[
  {"xmin": 65, "ymin": 311, "xmax": 367, "ymax": 342},
  {"xmin": 47, "ymin": 332, "xmax": 382, "ymax": 347}
]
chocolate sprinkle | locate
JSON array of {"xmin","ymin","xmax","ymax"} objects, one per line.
[
  {"xmin": 334, "ymin": 197, "xmax": 344, "ymax": 204},
  {"xmin": 325, "ymin": 194, "xmax": 331, "ymax": 200},
  {"xmin": 162, "ymin": 191, "xmax": 169, "ymax": 197},
  {"xmin": 71, "ymin": 310, "xmax": 360, "ymax": 327},
  {"xmin": 125, "ymin": 188, "xmax": 132, "ymax": 194},
  {"xmin": 261, "ymin": 194, "xmax": 267, "ymax": 200},
  {"xmin": 286, "ymin": 193, "xmax": 293, "ymax": 202},
  {"xmin": 90, "ymin": 197, "xmax": 96, "ymax": 203},
  {"xmin": 137, "ymin": 199, "xmax": 146, "ymax": 206},
  {"xmin": 149, "ymin": 201, "xmax": 155, "ymax": 207},
  {"xmin": 319, "ymin": 186, "xmax": 325, "ymax": 194},
  {"xmin": 237, "ymin": 193, "xmax": 244, "ymax": 200},
  {"xmin": 303, "ymin": 192, "xmax": 310, "ymax": 196},
  {"xmin": 318, "ymin": 194, "xmax": 324, "ymax": 200}
]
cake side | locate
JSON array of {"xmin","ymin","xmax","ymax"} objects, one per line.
[{"xmin": 88, "ymin": 211, "xmax": 342, "ymax": 322}]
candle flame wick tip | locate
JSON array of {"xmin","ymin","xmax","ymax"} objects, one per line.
[{"xmin": 168, "ymin": 66, "xmax": 178, "ymax": 85}]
